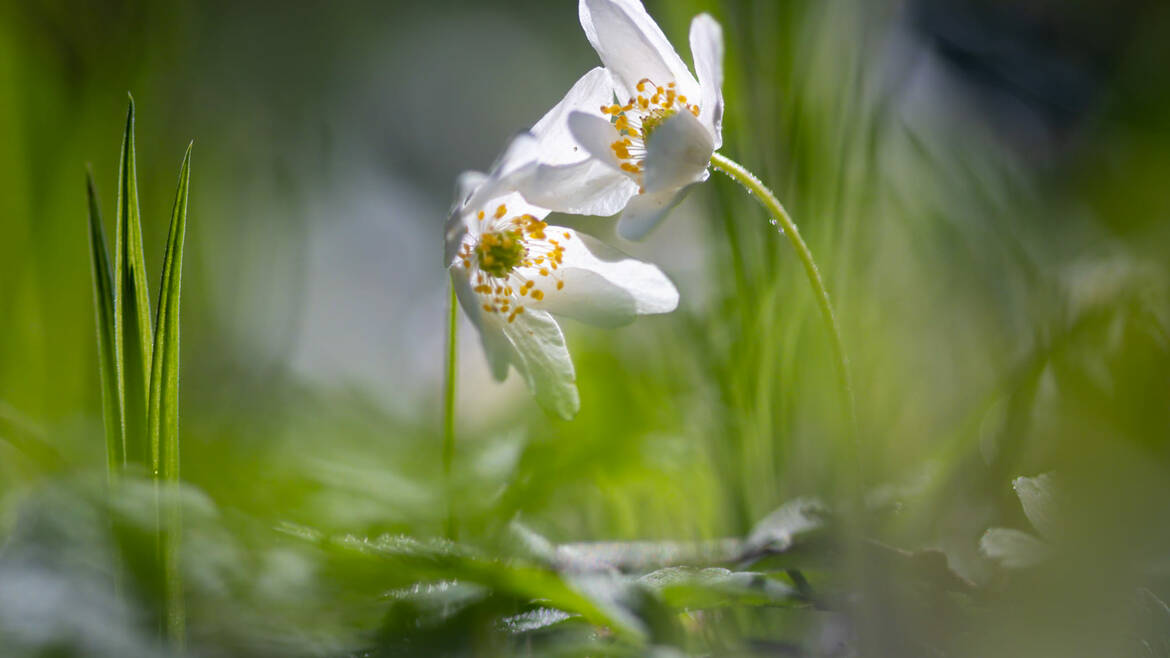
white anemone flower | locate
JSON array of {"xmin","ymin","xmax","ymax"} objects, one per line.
[
  {"xmin": 445, "ymin": 135, "xmax": 680, "ymax": 419},
  {"xmin": 519, "ymin": 0, "xmax": 724, "ymax": 241}
]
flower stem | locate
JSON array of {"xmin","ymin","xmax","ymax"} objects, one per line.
[
  {"xmin": 709, "ymin": 152, "xmax": 858, "ymax": 444},
  {"xmin": 442, "ymin": 278, "xmax": 458, "ymax": 539}
]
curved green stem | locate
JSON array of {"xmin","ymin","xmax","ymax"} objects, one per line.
[
  {"xmin": 710, "ymin": 152, "xmax": 858, "ymax": 443},
  {"xmin": 442, "ymin": 279, "xmax": 458, "ymax": 539}
]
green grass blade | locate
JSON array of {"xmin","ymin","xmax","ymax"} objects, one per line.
[
  {"xmin": 86, "ymin": 170, "xmax": 124, "ymax": 475},
  {"xmin": 113, "ymin": 95, "xmax": 153, "ymax": 469},
  {"xmin": 147, "ymin": 143, "xmax": 191, "ymax": 647},
  {"xmin": 148, "ymin": 142, "xmax": 190, "ymax": 485}
]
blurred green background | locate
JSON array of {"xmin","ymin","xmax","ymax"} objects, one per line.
[{"xmin": 2, "ymin": 0, "xmax": 1170, "ymax": 656}]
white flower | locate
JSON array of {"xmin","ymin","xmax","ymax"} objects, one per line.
[
  {"xmin": 445, "ymin": 134, "xmax": 680, "ymax": 419},
  {"xmin": 518, "ymin": 0, "xmax": 724, "ymax": 241}
]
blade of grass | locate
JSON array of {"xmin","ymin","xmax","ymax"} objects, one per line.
[
  {"xmin": 113, "ymin": 95, "xmax": 153, "ymax": 470},
  {"xmin": 442, "ymin": 280, "xmax": 457, "ymax": 540},
  {"xmin": 147, "ymin": 143, "xmax": 192, "ymax": 647},
  {"xmin": 86, "ymin": 170, "xmax": 124, "ymax": 475},
  {"xmin": 148, "ymin": 143, "xmax": 190, "ymax": 487}
]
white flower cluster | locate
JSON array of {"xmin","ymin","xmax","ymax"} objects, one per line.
[{"xmin": 445, "ymin": 0, "xmax": 723, "ymax": 418}]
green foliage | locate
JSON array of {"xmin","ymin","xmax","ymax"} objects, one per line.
[
  {"xmin": 148, "ymin": 142, "xmax": 193, "ymax": 645},
  {"xmin": 639, "ymin": 567, "xmax": 799, "ymax": 610},
  {"xmin": 290, "ymin": 526, "xmax": 647, "ymax": 642},
  {"xmin": 113, "ymin": 97, "xmax": 153, "ymax": 471},
  {"xmin": 147, "ymin": 142, "xmax": 192, "ymax": 485},
  {"xmin": 86, "ymin": 171, "xmax": 122, "ymax": 475},
  {"xmin": 88, "ymin": 99, "xmax": 194, "ymax": 648}
]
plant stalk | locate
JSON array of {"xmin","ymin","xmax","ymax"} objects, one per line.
[
  {"xmin": 442, "ymin": 279, "xmax": 458, "ymax": 540},
  {"xmin": 710, "ymin": 152, "xmax": 859, "ymax": 447}
]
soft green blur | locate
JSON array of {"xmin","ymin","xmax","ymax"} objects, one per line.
[{"xmin": 2, "ymin": 1, "xmax": 1170, "ymax": 656}]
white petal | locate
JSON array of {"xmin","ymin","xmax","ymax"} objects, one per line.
[
  {"xmin": 452, "ymin": 171, "xmax": 488, "ymax": 213},
  {"xmin": 521, "ymin": 159, "xmax": 639, "ymax": 216},
  {"xmin": 494, "ymin": 131, "xmax": 542, "ymax": 178},
  {"xmin": 579, "ymin": 0, "xmax": 699, "ymax": 100},
  {"xmin": 450, "ymin": 187, "xmax": 551, "ymax": 266},
  {"xmin": 513, "ymin": 68, "xmax": 642, "ymax": 215},
  {"xmin": 444, "ymin": 209, "xmax": 468, "ymax": 267},
  {"xmin": 445, "ymin": 171, "xmax": 489, "ymax": 265},
  {"xmin": 464, "ymin": 134, "xmax": 541, "ymax": 211},
  {"xmin": 617, "ymin": 184, "xmax": 697, "ymax": 241},
  {"xmin": 689, "ymin": 13, "xmax": 724, "ymax": 148},
  {"xmin": 567, "ymin": 111, "xmax": 629, "ymax": 175},
  {"xmin": 484, "ymin": 191, "xmax": 552, "ymax": 230},
  {"xmin": 501, "ymin": 308, "xmax": 579, "ymax": 419},
  {"xmin": 643, "ymin": 109, "xmax": 713, "ymax": 195},
  {"xmin": 531, "ymin": 67, "xmax": 617, "ymax": 165},
  {"xmin": 530, "ymin": 228, "xmax": 678, "ymax": 327},
  {"xmin": 450, "ymin": 268, "xmax": 513, "ymax": 381}
]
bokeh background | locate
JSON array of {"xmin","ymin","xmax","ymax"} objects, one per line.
[{"xmin": 2, "ymin": 0, "xmax": 1169, "ymax": 656}]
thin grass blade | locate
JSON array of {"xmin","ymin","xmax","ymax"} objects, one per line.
[
  {"xmin": 86, "ymin": 170, "xmax": 124, "ymax": 475},
  {"xmin": 147, "ymin": 143, "xmax": 190, "ymax": 486},
  {"xmin": 113, "ymin": 95, "xmax": 153, "ymax": 470},
  {"xmin": 147, "ymin": 143, "xmax": 192, "ymax": 646}
]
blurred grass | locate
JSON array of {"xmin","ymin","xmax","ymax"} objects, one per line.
[{"xmin": 2, "ymin": 0, "xmax": 1170, "ymax": 656}]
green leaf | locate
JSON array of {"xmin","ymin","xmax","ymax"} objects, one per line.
[
  {"xmin": 865, "ymin": 541, "xmax": 977, "ymax": 592},
  {"xmin": 113, "ymin": 95, "xmax": 153, "ymax": 469},
  {"xmin": 499, "ymin": 608, "xmax": 574, "ymax": 634},
  {"xmin": 284, "ymin": 527, "xmax": 648, "ymax": 643},
  {"xmin": 86, "ymin": 171, "xmax": 123, "ymax": 474},
  {"xmin": 740, "ymin": 497, "xmax": 831, "ymax": 567},
  {"xmin": 146, "ymin": 142, "xmax": 192, "ymax": 647},
  {"xmin": 1013, "ymin": 473, "xmax": 1057, "ymax": 540},
  {"xmin": 364, "ymin": 535, "xmax": 645, "ymax": 640},
  {"xmin": 979, "ymin": 528, "xmax": 1051, "ymax": 569},
  {"xmin": 147, "ymin": 142, "xmax": 191, "ymax": 483},
  {"xmin": 638, "ymin": 567, "xmax": 801, "ymax": 610},
  {"xmin": 510, "ymin": 520, "xmax": 742, "ymax": 572}
]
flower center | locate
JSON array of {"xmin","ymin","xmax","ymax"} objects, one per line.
[
  {"xmin": 455, "ymin": 204, "xmax": 571, "ymax": 323},
  {"xmin": 601, "ymin": 78, "xmax": 700, "ymax": 190},
  {"xmin": 474, "ymin": 228, "xmax": 525, "ymax": 278},
  {"xmin": 638, "ymin": 106, "xmax": 678, "ymax": 144}
]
